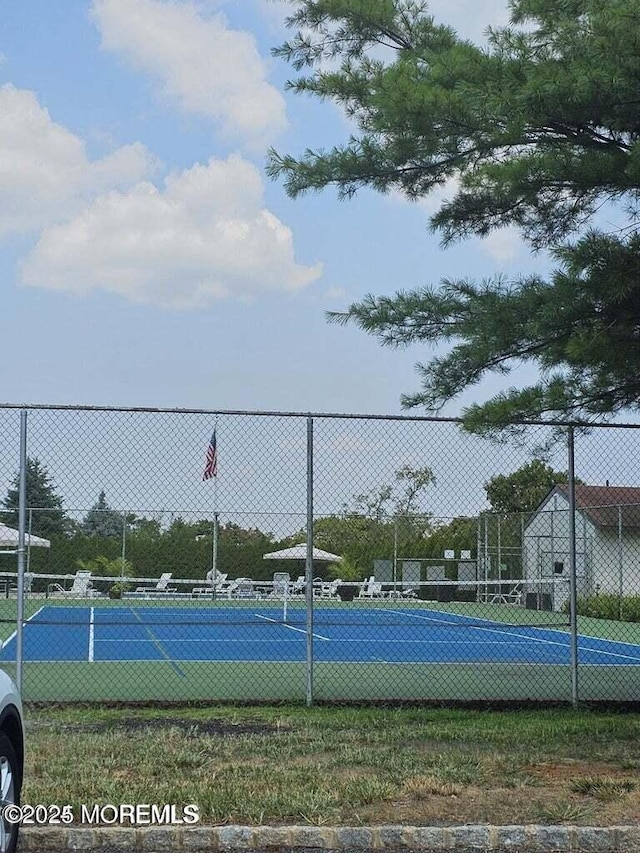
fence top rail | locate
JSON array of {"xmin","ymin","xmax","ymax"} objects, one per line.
[{"xmin": 1, "ymin": 402, "xmax": 639, "ymax": 429}]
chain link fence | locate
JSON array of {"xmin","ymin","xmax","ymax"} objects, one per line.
[{"xmin": 0, "ymin": 404, "xmax": 639, "ymax": 704}]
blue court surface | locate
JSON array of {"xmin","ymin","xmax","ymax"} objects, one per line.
[{"xmin": 3, "ymin": 604, "xmax": 640, "ymax": 665}]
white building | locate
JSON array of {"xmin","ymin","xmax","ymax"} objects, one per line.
[{"xmin": 523, "ymin": 484, "xmax": 640, "ymax": 610}]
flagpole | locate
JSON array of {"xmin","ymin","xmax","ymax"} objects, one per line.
[
  {"xmin": 202, "ymin": 418, "xmax": 220, "ymax": 597},
  {"xmin": 212, "ymin": 417, "xmax": 219, "ymax": 598}
]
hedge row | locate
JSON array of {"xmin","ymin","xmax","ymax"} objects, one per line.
[{"xmin": 575, "ymin": 594, "xmax": 640, "ymax": 623}]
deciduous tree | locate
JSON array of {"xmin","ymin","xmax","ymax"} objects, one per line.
[{"xmin": 484, "ymin": 460, "xmax": 573, "ymax": 515}]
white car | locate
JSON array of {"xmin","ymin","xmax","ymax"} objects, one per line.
[{"xmin": 0, "ymin": 672, "xmax": 24, "ymax": 853}]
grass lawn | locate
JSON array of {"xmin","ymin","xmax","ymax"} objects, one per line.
[{"xmin": 23, "ymin": 704, "xmax": 640, "ymax": 826}]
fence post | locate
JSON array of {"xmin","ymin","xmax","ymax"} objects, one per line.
[
  {"xmin": 567, "ymin": 426, "xmax": 579, "ymax": 707},
  {"xmin": 16, "ymin": 410, "xmax": 27, "ymax": 695},
  {"xmin": 476, "ymin": 518, "xmax": 482, "ymax": 599},
  {"xmin": 212, "ymin": 512, "xmax": 219, "ymax": 601},
  {"xmin": 305, "ymin": 416, "xmax": 314, "ymax": 707},
  {"xmin": 120, "ymin": 511, "xmax": 127, "ymax": 580},
  {"xmin": 617, "ymin": 505, "xmax": 624, "ymax": 621}
]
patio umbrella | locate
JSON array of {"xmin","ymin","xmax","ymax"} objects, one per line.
[
  {"xmin": 263, "ymin": 544, "xmax": 341, "ymax": 562},
  {"xmin": 0, "ymin": 523, "xmax": 50, "ymax": 549}
]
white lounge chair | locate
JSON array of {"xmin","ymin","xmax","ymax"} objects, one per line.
[
  {"xmin": 48, "ymin": 570, "xmax": 96, "ymax": 598},
  {"xmin": 487, "ymin": 582, "xmax": 523, "ymax": 606},
  {"xmin": 197, "ymin": 571, "xmax": 229, "ymax": 593},
  {"xmin": 399, "ymin": 585, "xmax": 418, "ymax": 599},
  {"xmin": 217, "ymin": 577, "xmax": 240, "ymax": 598},
  {"xmin": 233, "ymin": 578, "xmax": 258, "ymax": 599},
  {"xmin": 358, "ymin": 576, "xmax": 373, "ymax": 598},
  {"xmin": 317, "ymin": 578, "xmax": 341, "ymax": 598},
  {"xmin": 136, "ymin": 572, "xmax": 177, "ymax": 594},
  {"xmin": 193, "ymin": 573, "xmax": 238, "ymax": 599},
  {"xmin": 359, "ymin": 577, "xmax": 388, "ymax": 599},
  {"xmin": 368, "ymin": 581, "xmax": 387, "ymax": 598},
  {"xmin": 358, "ymin": 576, "xmax": 377, "ymax": 598},
  {"xmin": 8, "ymin": 572, "xmax": 34, "ymax": 597},
  {"xmin": 290, "ymin": 576, "xmax": 306, "ymax": 596},
  {"xmin": 388, "ymin": 582, "xmax": 418, "ymax": 599}
]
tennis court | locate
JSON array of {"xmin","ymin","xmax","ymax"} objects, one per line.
[{"xmin": 4, "ymin": 603, "xmax": 640, "ymax": 666}]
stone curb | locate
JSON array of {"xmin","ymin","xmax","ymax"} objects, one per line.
[{"xmin": 18, "ymin": 824, "xmax": 640, "ymax": 852}]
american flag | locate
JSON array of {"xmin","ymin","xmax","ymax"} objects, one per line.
[{"xmin": 202, "ymin": 429, "xmax": 218, "ymax": 480}]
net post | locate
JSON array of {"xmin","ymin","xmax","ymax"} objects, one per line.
[
  {"xmin": 283, "ymin": 574, "xmax": 288, "ymax": 624},
  {"xmin": 121, "ymin": 510, "xmax": 127, "ymax": 580},
  {"xmin": 567, "ymin": 426, "xmax": 579, "ymax": 707},
  {"xmin": 16, "ymin": 409, "xmax": 27, "ymax": 695},
  {"xmin": 212, "ymin": 512, "xmax": 219, "ymax": 601},
  {"xmin": 26, "ymin": 508, "xmax": 32, "ymax": 574},
  {"xmin": 484, "ymin": 515, "xmax": 489, "ymax": 583},
  {"xmin": 305, "ymin": 416, "xmax": 314, "ymax": 707}
]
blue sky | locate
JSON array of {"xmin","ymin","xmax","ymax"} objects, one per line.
[{"xmin": 1, "ymin": 0, "xmax": 550, "ymax": 416}]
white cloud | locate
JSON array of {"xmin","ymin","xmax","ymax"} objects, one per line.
[
  {"xmin": 256, "ymin": 0, "xmax": 291, "ymax": 35},
  {"xmin": 480, "ymin": 227, "xmax": 525, "ymax": 263},
  {"xmin": 426, "ymin": 0, "xmax": 511, "ymax": 44},
  {"xmin": 394, "ymin": 176, "xmax": 461, "ymax": 216},
  {"xmin": 91, "ymin": 0, "xmax": 287, "ymax": 148},
  {"xmin": 388, "ymin": 181, "xmax": 526, "ymax": 263},
  {"xmin": 0, "ymin": 84, "xmax": 156, "ymax": 236},
  {"xmin": 21, "ymin": 155, "xmax": 322, "ymax": 309},
  {"xmin": 324, "ymin": 286, "xmax": 348, "ymax": 301}
]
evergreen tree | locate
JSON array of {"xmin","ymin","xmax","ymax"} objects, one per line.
[
  {"xmin": 269, "ymin": 0, "xmax": 640, "ymax": 428},
  {"xmin": 1, "ymin": 457, "xmax": 68, "ymax": 538},
  {"xmin": 82, "ymin": 491, "xmax": 124, "ymax": 538}
]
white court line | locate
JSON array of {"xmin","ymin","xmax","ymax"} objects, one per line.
[
  {"xmin": 92, "ymin": 638, "xmax": 525, "ymax": 644},
  {"xmin": 95, "ymin": 637, "xmax": 323, "ymax": 644},
  {"xmin": 1, "ymin": 606, "xmax": 44, "ymax": 650},
  {"xmin": 88, "ymin": 607, "xmax": 94, "ymax": 662},
  {"xmin": 387, "ymin": 605, "xmax": 640, "ymax": 650},
  {"xmin": 255, "ymin": 614, "xmax": 331, "ymax": 641},
  {"xmin": 382, "ymin": 609, "xmax": 640, "ymax": 664}
]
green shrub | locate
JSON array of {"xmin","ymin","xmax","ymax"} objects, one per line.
[
  {"xmin": 328, "ymin": 558, "xmax": 363, "ymax": 582},
  {"xmin": 108, "ymin": 581, "xmax": 131, "ymax": 599},
  {"xmin": 574, "ymin": 594, "xmax": 640, "ymax": 622},
  {"xmin": 76, "ymin": 555, "xmax": 135, "ymax": 578}
]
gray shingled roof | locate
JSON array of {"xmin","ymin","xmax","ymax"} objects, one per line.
[{"xmin": 551, "ymin": 484, "xmax": 640, "ymax": 530}]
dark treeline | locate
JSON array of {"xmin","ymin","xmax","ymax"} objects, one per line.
[{"xmin": 3, "ymin": 456, "xmax": 564, "ymax": 583}]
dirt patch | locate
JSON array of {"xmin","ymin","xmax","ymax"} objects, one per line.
[
  {"xmin": 358, "ymin": 787, "xmax": 552, "ymax": 826},
  {"xmin": 355, "ymin": 782, "xmax": 640, "ymax": 827},
  {"xmin": 523, "ymin": 760, "xmax": 626, "ymax": 780},
  {"xmin": 350, "ymin": 759, "xmax": 640, "ymax": 826}
]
